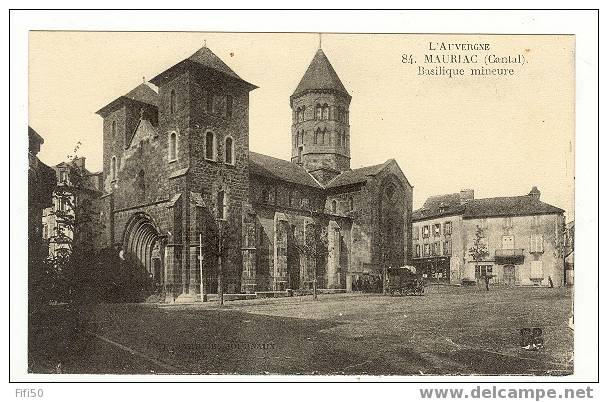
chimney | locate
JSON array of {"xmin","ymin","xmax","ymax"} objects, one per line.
[
  {"xmin": 459, "ymin": 189, "xmax": 474, "ymax": 205},
  {"xmin": 528, "ymin": 186, "xmax": 541, "ymax": 201}
]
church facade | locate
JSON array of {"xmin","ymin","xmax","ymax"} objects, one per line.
[{"xmin": 95, "ymin": 45, "xmax": 413, "ymax": 301}]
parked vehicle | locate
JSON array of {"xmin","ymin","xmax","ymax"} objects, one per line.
[{"xmin": 386, "ymin": 266, "xmax": 425, "ymax": 296}]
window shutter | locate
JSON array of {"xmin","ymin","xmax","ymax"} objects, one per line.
[{"xmin": 530, "ymin": 260, "xmax": 543, "ymax": 278}]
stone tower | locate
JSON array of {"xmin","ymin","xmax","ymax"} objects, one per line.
[{"xmin": 290, "ymin": 48, "xmax": 351, "ymax": 184}]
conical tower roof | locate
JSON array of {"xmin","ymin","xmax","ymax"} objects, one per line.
[{"xmin": 292, "ymin": 49, "xmax": 350, "ymax": 100}]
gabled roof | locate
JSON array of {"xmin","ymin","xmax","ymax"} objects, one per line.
[
  {"xmin": 150, "ymin": 46, "xmax": 257, "ymax": 90},
  {"xmin": 291, "ymin": 49, "xmax": 350, "ymax": 100},
  {"xmin": 412, "ymin": 192, "xmax": 564, "ymax": 221},
  {"xmin": 96, "ymin": 82, "xmax": 159, "ymax": 116},
  {"xmin": 462, "ymin": 196, "xmax": 564, "ymax": 219},
  {"xmin": 412, "ymin": 193, "xmax": 465, "ymax": 221},
  {"xmin": 124, "ymin": 83, "xmax": 159, "ymax": 107},
  {"xmin": 249, "ymin": 151, "xmax": 323, "ymax": 189},
  {"xmin": 325, "ymin": 161, "xmax": 389, "ymax": 189}
]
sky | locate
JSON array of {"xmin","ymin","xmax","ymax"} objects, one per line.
[{"xmin": 29, "ymin": 32, "xmax": 575, "ymax": 219}]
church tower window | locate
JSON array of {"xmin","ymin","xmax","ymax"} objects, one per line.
[
  {"xmin": 217, "ymin": 190, "xmax": 226, "ymax": 220},
  {"xmin": 331, "ymin": 200, "xmax": 337, "ymax": 214},
  {"xmin": 224, "ymin": 136, "xmax": 235, "ymax": 165},
  {"xmin": 205, "ymin": 131, "xmax": 216, "ymax": 161},
  {"xmin": 226, "ymin": 95, "xmax": 233, "ymax": 118},
  {"xmin": 111, "ymin": 121, "xmax": 116, "ymax": 138},
  {"xmin": 170, "ymin": 89, "xmax": 176, "ymax": 114},
  {"xmin": 322, "ymin": 104, "xmax": 329, "ymax": 120},
  {"xmin": 168, "ymin": 131, "xmax": 177, "ymax": 161},
  {"xmin": 111, "ymin": 156, "xmax": 117, "ymax": 181},
  {"xmin": 315, "ymin": 104, "xmax": 322, "ymax": 120}
]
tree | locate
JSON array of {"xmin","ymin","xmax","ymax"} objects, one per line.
[
  {"xmin": 201, "ymin": 218, "xmax": 237, "ymax": 306},
  {"xmin": 294, "ymin": 225, "xmax": 330, "ymax": 300},
  {"xmin": 468, "ymin": 225, "xmax": 491, "ymax": 290}
]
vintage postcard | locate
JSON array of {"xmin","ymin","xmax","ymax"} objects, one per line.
[{"xmin": 17, "ymin": 9, "xmax": 597, "ymax": 383}]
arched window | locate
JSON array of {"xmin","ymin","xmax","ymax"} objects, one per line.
[
  {"xmin": 261, "ymin": 188, "xmax": 269, "ymax": 203},
  {"xmin": 322, "ymin": 104, "xmax": 329, "ymax": 120},
  {"xmin": 111, "ymin": 156, "xmax": 117, "ymax": 180},
  {"xmin": 300, "ymin": 106, "xmax": 306, "ymax": 122},
  {"xmin": 169, "ymin": 131, "xmax": 177, "ymax": 161},
  {"xmin": 226, "ymin": 95, "xmax": 233, "ymax": 118},
  {"xmin": 206, "ymin": 92, "xmax": 213, "ymax": 113},
  {"xmin": 170, "ymin": 89, "xmax": 176, "ymax": 114},
  {"xmin": 313, "ymin": 129, "xmax": 318, "ymax": 145},
  {"xmin": 315, "ymin": 104, "xmax": 322, "ymax": 120},
  {"xmin": 288, "ymin": 190, "xmax": 294, "ymax": 207},
  {"xmin": 224, "ymin": 136, "xmax": 234, "ymax": 165},
  {"xmin": 337, "ymin": 131, "xmax": 342, "ymax": 146},
  {"xmin": 205, "ymin": 131, "xmax": 216, "ymax": 160},
  {"xmin": 111, "ymin": 121, "xmax": 116, "ymax": 138},
  {"xmin": 217, "ymin": 190, "xmax": 226, "ymax": 220},
  {"xmin": 331, "ymin": 200, "xmax": 337, "ymax": 214},
  {"xmin": 321, "ymin": 129, "xmax": 326, "ymax": 145},
  {"xmin": 348, "ymin": 196, "xmax": 354, "ymax": 211}
]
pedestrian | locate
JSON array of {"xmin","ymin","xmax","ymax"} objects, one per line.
[{"xmin": 483, "ymin": 274, "xmax": 490, "ymax": 291}]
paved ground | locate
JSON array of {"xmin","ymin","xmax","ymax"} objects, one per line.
[{"xmin": 28, "ymin": 286, "xmax": 573, "ymax": 376}]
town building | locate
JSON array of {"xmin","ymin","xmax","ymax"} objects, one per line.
[
  {"xmin": 42, "ymin": 157, "xmax": 103, "ymax": 257},
  {"xmin": 95, "ymin": 44, "xmax": 413, "ymax": 301},
  {"xmin": 412, "ymin": 187, "xmax": 566, "ymax": 286},
  {"xmin": 29, "ymin": 127, "xmax": 56, "ymax": 261}
]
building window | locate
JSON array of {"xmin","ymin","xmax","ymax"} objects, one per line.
[
  {"xmin": 444, "ymin": 221, "xmax": 452, "ymax": 235},
  {"xmin": 111, "ymin": 156, "xmax": 117, "ymax": 181},
  {"xmin": 313, "ymin": 129, "xmax": 318, "ymax": 145},
  {"xmin": 433, "ymin": 223, "xmax": 441, "ymax": 237},
  {"xmin": 301, "ymin": 197, "xmax": 310, "ymax": 209},
  {"xmin": 475, "ymin": 265, "xmax": 493, "ymax": 279},
  {"xmin": 59, "ymin": 170, "xmax": 68, "ymax": 183},
  {"xmin": 168, "ymin": 131, "xmax": 177, "ymax": 161},
  {"xmin": 111, "ymin": 121, "xmax": 116, "ymax": 138},
  {"xmin": 288, "ymin": 190, "xmax": 294, "ymax": 207},
  {"xmin": 205, "ymin": 131, "xmax": 216, "ymax": 160},
  {"xmin": 331, "ymin": 200, "xmax": 337, "ymax": 214},
  {"xmin": 415, "ymin": 244, "xmax": 421, "ymax": 258},
  {"xmin": 413, "ymin": 226, "xmax": 420, "ymax": 240},
  {"xmin": 315, "ymin": 104, "xmax": 323, "ymax": 120},
  {"xmin": 261, "ymin": 188, "xmax": 269, "ymax": 204},
  {"xmin": 322, "ymin": 104, "xmax": 329, "ymax": 120},
  {"xmin": 444, "ymin": 240, "xmax": 452, "ymax": 256},
  {"xmin": 217, "ymin": 190, "xmax": 226, "ymax": 220},
  {"xmin": 422, "ymin": 225, "xmax": 430, "ymax": 239},
  {"xmin": 423, "ymin": 244, "xmax": 430, "ymax": 257},
  {"xmin": 297, "ymin": 146, "xmax": 303, "ymax": 163},
  {"xmin": 226, "ymin": 95, "xmax": 233, "ymax": 118},
  {"xmin": 432, "ymin": 242, "xmax": 440, "ymax": 256},
  {"xmin": 530, "ymin": 260, "xmax": 544, "ymax": 279},
  {"xmin": 297, "ymin": 107, "xmax": 305, "ymax": 123},
  {"xmin": 224, "ymin": 136, "xmax": 235, "ymax": 165},
  {"xmin": 348, "ymin": 196, "xmax": 354, "ymax": 211},
  {"xmin": 170, "ymin": 89, "xmax": 176, "ymax": 114},
  {"xmin": 530, "ymin": 234, "xmax": 544, "ymax": 253}
]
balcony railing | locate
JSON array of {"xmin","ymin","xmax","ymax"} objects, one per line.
[
  {"xmin": 494, "ymin": 248, "xmax": 525, "ymax": 264},
  {"xmin": 495, "ymin": 248, "xmax": 525, "ymax": 257}
]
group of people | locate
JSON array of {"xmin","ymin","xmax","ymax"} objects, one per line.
[{"xmin": 352, "ymin": 274, "xmax": 385, "ymax": 293}]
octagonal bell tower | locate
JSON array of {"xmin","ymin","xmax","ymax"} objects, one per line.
[{"xmin": 290, "ymin": 47, "xmax": 351, "ymax": 185}]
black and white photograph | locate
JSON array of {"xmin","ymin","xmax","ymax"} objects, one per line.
[{"xmin": 9, "ymin": 8, "xmax": 600, "ymax": 390}]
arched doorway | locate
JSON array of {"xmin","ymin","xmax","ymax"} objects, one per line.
[{"xmin": 122, "ymin": 213, "xmax": 164, "ymax": 284}]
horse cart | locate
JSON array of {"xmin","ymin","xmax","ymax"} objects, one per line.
[{"xmin": 386, "ymin": 265, "xmax": 425, "ymax": 296}]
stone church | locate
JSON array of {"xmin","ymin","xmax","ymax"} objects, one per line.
[{"xmin": 95, "ymin": 44, "xmax": 413, "ymax": 301}]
